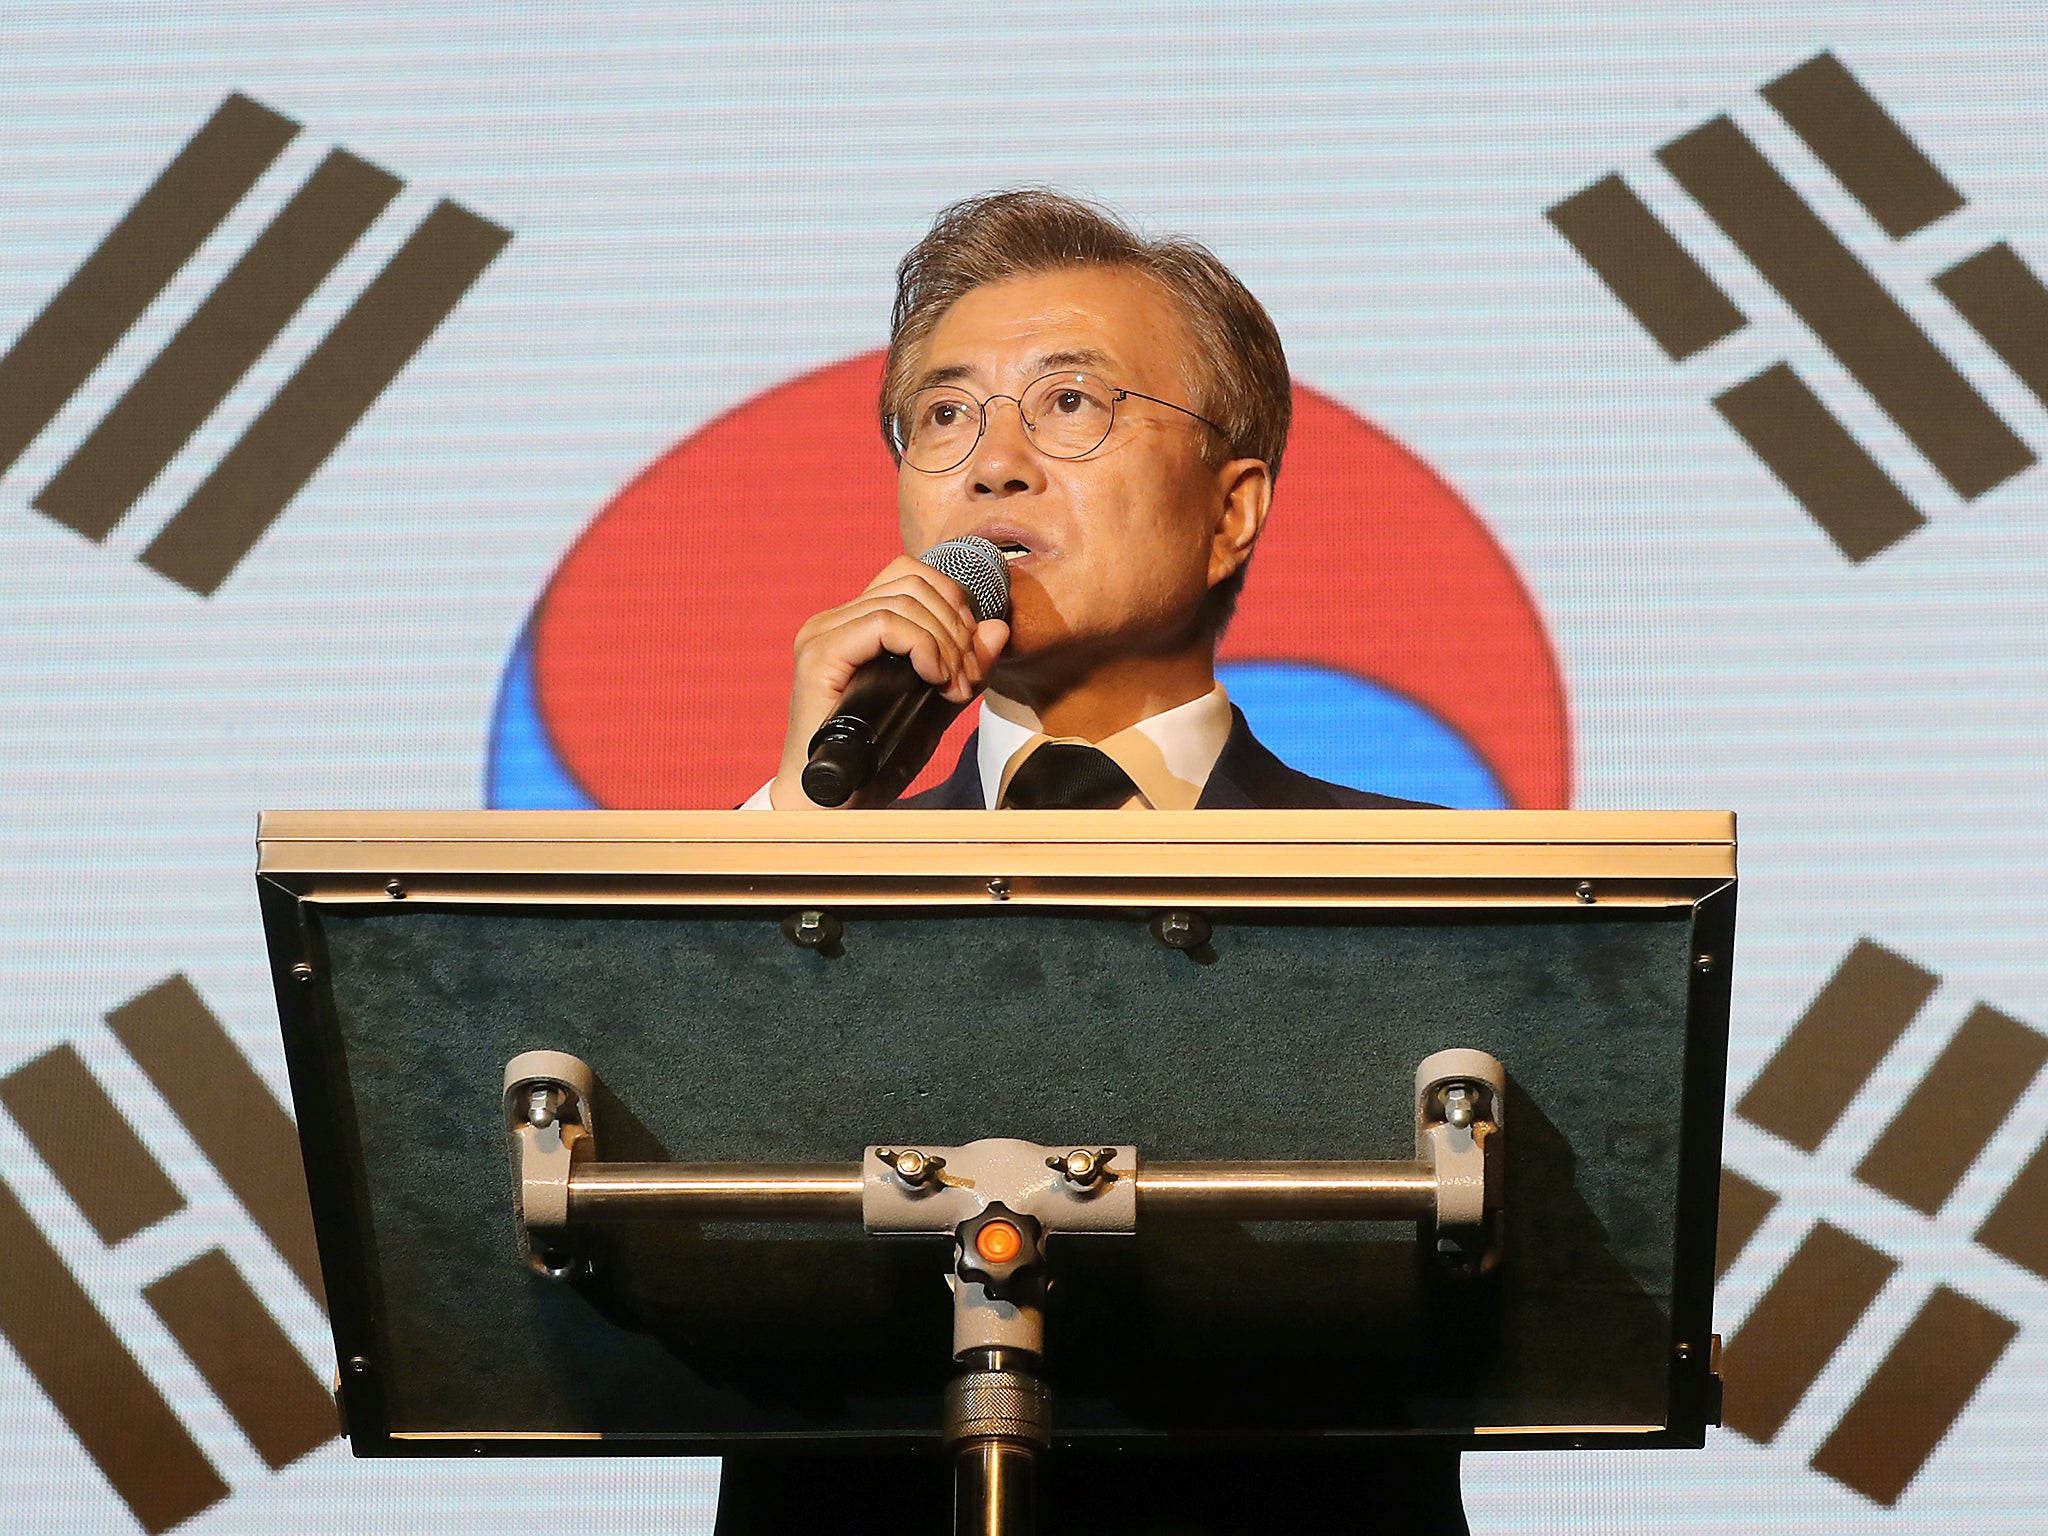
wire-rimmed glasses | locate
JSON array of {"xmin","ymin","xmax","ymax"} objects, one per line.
[{"xmin": 890, "ymin": 370, "xmax": 1226, "ymax": 474}]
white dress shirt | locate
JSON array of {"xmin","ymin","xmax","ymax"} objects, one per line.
[{"xmin": 742, "ymin": 685, "xmax": 1235, "ymax": 809}]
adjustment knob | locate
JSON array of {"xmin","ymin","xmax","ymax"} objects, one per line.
[{"xmin": 956, "ymin": 1201, "xmax": 1045, "ymax": 1303}]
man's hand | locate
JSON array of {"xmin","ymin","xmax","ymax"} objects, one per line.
[{"xmin": 771, "ymin": 555, "xmax": 1010, "ymax": 808}]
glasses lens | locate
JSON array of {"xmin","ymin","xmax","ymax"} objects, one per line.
[
  {"xmin": 897, "ymin": 387, "xmax": 981, "ymax": 471},
  {"xmin": 1022, "ymin": 372, "xmax": 1116, "ymax": 459}
]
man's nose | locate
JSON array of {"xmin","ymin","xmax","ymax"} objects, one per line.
[{"xmin": 966, "ymin": 396, "xmax": 1044, "ymax": 497}]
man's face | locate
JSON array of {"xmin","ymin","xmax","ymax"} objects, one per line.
[{"xmin": 896, "ymin": 266, "xmax": 1263, "ymax": 684}]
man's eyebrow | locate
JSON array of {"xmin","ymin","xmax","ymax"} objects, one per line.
[
  {"xmin": 1034, "ymin": 347, "xmax": 1111, "ymax": 374},
  {"xmin": 911, "ymin": 347, "xmax": 1116, "ymax": 393},
  {"xmin": 914, "ymin": 362, "xmax": 976, "ymax": 390}
]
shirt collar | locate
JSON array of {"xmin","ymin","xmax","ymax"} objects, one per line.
[{"xmin": 975, "ymin": 686, "xmax": 1234, "ymax": 810}]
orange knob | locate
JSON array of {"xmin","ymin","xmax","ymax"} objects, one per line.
[{"xmin": 974, "ymin": 1219, "xmax": 1023, "ymax": 1265}]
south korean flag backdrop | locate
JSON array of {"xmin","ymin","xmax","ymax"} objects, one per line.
[{"xmin": 0, "ymin": 4, "xmax": 2044, "ymax": 1533}]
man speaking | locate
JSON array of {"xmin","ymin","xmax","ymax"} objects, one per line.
[
  {"xmin": 729, "ymin": 190, "xmax": 1463, "ymax": 1532},
  {"xmin": 749, "ymin": 188, "xmax": 1425, "ymax": 818}
]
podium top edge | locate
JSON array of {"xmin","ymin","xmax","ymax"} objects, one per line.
[{"xmin": 258, "ymin": 808, "xmax": 1733, "ymax": 848}]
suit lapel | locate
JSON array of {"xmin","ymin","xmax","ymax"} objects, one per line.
[
  {"xmin": 890, "ymin": 730, "xmax": 987, "ymax": 809},
  {"xmin": 1197, "ymin": 708, "xmax": 1286, "ymax": 809}
]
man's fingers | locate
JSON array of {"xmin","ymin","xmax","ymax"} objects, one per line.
[
  {"xmin": 858, "ymin": 571, "xmax": 978, "ymax": 651},
  {"xmin": 972, "ymin": 618, "xmax": 1010, "ymax": 670},
  {"xmin": 800, "ymin": 597, "xmax": 965, "ymax": 687},
  {"xmin": 863, "ymin": 559, "xmax": 981, "ymax": 632}
]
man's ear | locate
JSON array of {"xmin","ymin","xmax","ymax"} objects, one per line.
[{"xmin": 1208, "ymin": 458, "xmax": 1271, "ymax": 589}]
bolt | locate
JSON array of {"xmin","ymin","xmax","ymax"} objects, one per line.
[
  {"xmin": 1150, "ymin": 909, "xmax": 1213, "ymax": 952},
  {"xmin": 1575, "ymin": 881, "xmax": 1595, "ymax": 904},
  {"xmin": 987, "ymin": 878, "xmax": 1010, "ymax": 900},
  {"xmin": 1694, "ymin": 954, "xmax": 1715, "ymax": 974},
  {"xmin": 1442, "ymin": 1083, "xmax": 1478, "ymax": 1129},
  {"xmin": 878, "ymin": 1147, "xmax": 945, "ymax": 1187},
  {"xmin": 347, "ymin": 1355, "xmax": 369, "ymax": 1374},
  {"xmin": 385, "ymin": 879, "xmax": 406, "ymax": 900},
  {"xmin": 1047, "ymin": 1148, "xmax": 1117, "ymax": 1188},
  {"xmin": 527, "ymin": 1085, "xmax": 560, "ymax": 1129},
  {"xmin": 290, "ymin": 962, "xmax": 314, "ymax": 983},
  {"xmin": 781, "ymin": 908, "xmax": 843, "ymax": 950}
]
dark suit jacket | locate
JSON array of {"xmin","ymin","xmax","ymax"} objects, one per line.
[
  {"xmin": 718, "ymin": 710, "xmax": 1464, "ymax": 1535},
  {"xmin": 894, "ymin": 706, "xmax": 1438, "ymax": 811}
]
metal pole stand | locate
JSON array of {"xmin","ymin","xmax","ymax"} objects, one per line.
[{"xmin": 502, "ymin": 1050, "xmax": 1508, "ymax": 1536}]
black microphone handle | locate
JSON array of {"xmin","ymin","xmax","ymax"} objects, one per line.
[{"xmin": 801, "ymin": 653, "xmax": 966, "ymax": 807}]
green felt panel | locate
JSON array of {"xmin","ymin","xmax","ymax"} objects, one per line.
[{"xmin": 311, "ymin": 905, "xmax": 1695, "ymax": 1441}]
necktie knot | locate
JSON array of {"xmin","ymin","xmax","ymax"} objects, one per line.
[{"xmin": 1001, "ymin": 742, "xmax": 1139, "ymax": 810}]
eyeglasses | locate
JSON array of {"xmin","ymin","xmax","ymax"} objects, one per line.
[{"xmin": 890, "ymin": 370, "xmax": 1227, "ymax": 474}]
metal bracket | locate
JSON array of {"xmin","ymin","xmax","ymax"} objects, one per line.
[
  {"xmin": 503, "ymin": 1049, "xmax": 597, "ymax": 1278},
  {"xmin": 1415, "ymin": 1047, "xmax": 1507, "ymax": 1275}
]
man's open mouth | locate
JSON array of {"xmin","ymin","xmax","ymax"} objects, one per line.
[{"xmin": 993, "ymin": 540, "xmax": 1031, "ymax": 563}]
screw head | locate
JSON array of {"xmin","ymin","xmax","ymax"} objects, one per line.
[
  {"xmin": 385, "ymin": 879, "xmax": 406, "ymax": 900},
  {"xmin": 1150, "ymin": 909, "xmax": 1212, "ymax": 951},
  {"xmin": 781, "ymin": 908, "xmax": 843, "ymax": 949},
  {"xmin": 1575, "ymin": 881, "xmax": 1595, "ymax": 904},
  {"xmin": 1694, "ymin": 954, "xmax": 1715, "ymax": 973},
  {"xmin": 290, "ymin": 962, "xmax": 314, "ymax": 983},
  {"xmin": 878, "ymin": 1147, "xmax": 944, "ymax": 1187},
  {"xmin": 1047, "ymin": 1147, "xmax": 1117, "ymax": 1187},
  {"xmin": 987, "ymin": 877, "xmax": 1010, "ymax": 900}
]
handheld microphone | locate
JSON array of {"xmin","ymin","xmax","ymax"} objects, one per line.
[{"xmin": 800, "ymin": 536, "xmax": 1012, "ymax": 807}]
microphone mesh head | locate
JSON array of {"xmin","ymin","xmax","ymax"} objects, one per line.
[{"xmin": 919, "ymin": 536, "xmax": 1012, "ymax": 623}]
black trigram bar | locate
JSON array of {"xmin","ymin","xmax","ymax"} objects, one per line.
[
  {"xmin": 1760, "ymin": 52, "xmax": 1964, "ymax": 239},
  {"xmin": 1661, "ymin": 115, "xmax": 2032, "ymax": 501},
  {"xmin": 0, "ymin": 94, "xmax": 297, "ymax": 479},
  {"xmin": 106, "ymin": 976, "xmax": 325, "ymax": 1307},
  {"xmin": 144, "ymin": 1249, "xmax": 335, "ymax": 1471},
  {"xmin": 35, "ymin": 149, "xmax": 401, "ymax": 542},
  {"xmin": 0, "ymin": 1174, "xmax": 228, "ymax": 1533},
  {"xmin": 1976, "ymin": 1132, "xmax": 2048, "ymax": 1281},
  {"xmin": 1722, "ymin": 1220, "xmax": 1897, "ymax": 1444},
  {"xmin": 1809, "ymin": 1285, "xmax": 2015, "ymax": 1505},
  {"xmin": 1738, "ymin": 940, "xmax": 1938, "ymax": 1151},
  {"xmin": 1856, "ymin": 1004, "xmax": 2048, "ymax": 1215},
  {"xmin": 1715, "ymin": 1167, "xmax": 1778, "ymax": 1280},
  {"xmin": 141, "ymin": 199, "xmax": 510, "ymax": 595},
  {"xmin": 0, "ymin": 1044, "xmax": 184, "ymax": 1244},
  {"xmin": 1546, "ymin": 174, "xmax": 1747, "ymax": 360},
  {"xmin": 1937, "ymin": 242, "xmax": 2048, "ymax": 407},
  {"xmin": 1713, "ymin": 365, "xmax": 1925, "ymax": 563}
]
